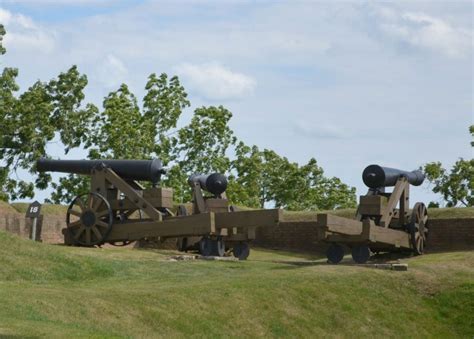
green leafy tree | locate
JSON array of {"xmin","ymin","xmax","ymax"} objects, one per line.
[
  {"xmin": 470, "ymin": 125, "xmax": 473, "ymax": 147},
  {"xmin": 423, "ymin": 126, "xmax": 474, "ymax": 207},
  {"xmin": 168, "ymin": 106, "xmax": 236, "ymax": 203},
  {"xmin": 50, "ymin": 74, "xmax": 190, "ymax": 203},
  {"xmin": 228, "ymin": 142, "xmax": 356, "ymax": 210},
  {"xmin": 0, "ymin": 24, "xmax": 5, "ymax": 55},
  {"xmin": 1, "ymin": 25, "xmax": 94, "ymax": 201},
  {"xmin": 424, "ymin": 159, "xmax": 474, "ymax": 207},
  {"xmin": 143, "ymin": 73, "xmax": 190, "ymax": 164}
]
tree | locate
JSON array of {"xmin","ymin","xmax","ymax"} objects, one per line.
[
  {"xmin": 49, "ymin": 74, "xmax": 190, "ymax": 203},
  {"xmin": 1, "ymin": 25, "xmax": 94, "ymax": 201},
  {"xmin": 168, "ymin": 106, "xmax": 236, "ymax": 203},
  {"xmin": 424, "ymin": 159, "xmax": 474, "ymax": 207},
  {"xmin": 143, "ymin": 73, "xmax": 190, "ymax": 165},
  {"xmin": 470, "ymin": 125, "xmax": 473, "ymax": 147},
  {"xmin": 228, "ymin": 142, "xmax": 357, "ymax": 210},
  {"xmin": 423, "ymin": 126, "xmax": 474, "ymax": 207},
  {"xmin": 0, "ymin": 24, "xmax": 5, "ymax": 55}
]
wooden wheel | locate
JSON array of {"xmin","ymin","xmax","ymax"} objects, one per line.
[
  {"xmin": 66, "ymin": 192, "xmax": 113, "ymax": 246},
  {"xmin": 409, "ymin": 202, "xmax": 429, "ymax": 255},
  {"xmin": 199, "ymin": 237, "xmax": 213, "ymax": 256},
  {"xmin": 212, "ymin": 237, "xmax": 225, "ymax": 257},
  {"xmin": 326, "ymin": 243, "xmax": 344, "ymax": 264},
  {"xmin": 233, "ymin": 242, "xmax": 250, "ymax": 260},
  {"xmin": 351, "ymin": 245, "xmax": 370, "ymax": 264}
]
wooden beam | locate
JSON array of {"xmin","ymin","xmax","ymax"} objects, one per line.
[
  {"xmin": 317, "ymin": 214, "xmax": 363, "ymax": 235},
  {"xmin": 107, "ymin": 213, "xmax": 215, "ymax": 241},
  {"xmin": 103, "ymin": 168, "xmax": 163, "ymax": 221},
  {"xmin": 214, "ymin": 209, "xmax": 282, "ymax": 229},
  {"xmin": 379, "ymin": 178, "xmax": 408, "ymax": 227}
]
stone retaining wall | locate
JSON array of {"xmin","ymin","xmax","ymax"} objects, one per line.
[
  {"xmin": 253, "ymin": 218, "xmax": 474, "ymax": 253},
  {"xmin": 1, "ymin": 208, "xmax": 473, "ymax": 253}
]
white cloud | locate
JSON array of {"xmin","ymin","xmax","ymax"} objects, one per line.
[
  {"xmin": 0, "ymin": 7, "xmax": 56, "ymax": 53},
  {"xmin": 175, "ymin": 62, "xmax": 256, "ymax": 100},
  {"xmin": 294, "ymin": 121, "xmax": 350, "ymax": 139},
  {"xmin": 374, "ymin": 6, "xmax": 472, "ymax": 58},
  {"xmin": 96, "ymin": 54, "xmax": 128, "ymax": 88}
]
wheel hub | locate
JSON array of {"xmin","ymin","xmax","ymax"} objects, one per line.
[{"xmin": 81, "ymin": 210, "xmax": 96, "ymax": 227}]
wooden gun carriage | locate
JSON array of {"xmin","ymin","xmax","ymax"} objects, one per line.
[
  {"xmin": 317, "ymin": 165, "xmax": 429, "ymax": 264},
  {"xmin": 37, "ymin": 158, "xmax": 281, "ymax": 260}
]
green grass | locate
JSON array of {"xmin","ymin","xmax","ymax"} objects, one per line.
[{"xmin": 0, "ymin": 230, "xmax": 472, "ymax": 337}]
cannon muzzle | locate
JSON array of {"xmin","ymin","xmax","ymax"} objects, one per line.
[
  {"xmin": 37, "ymin": 158, "xmax": 165, "ymax": 184},
  {"xmin": 362, "ymin": 164, "xmax": 425, "ymax": 188},
  {"xmin": 188, "ymin": 173, "xmax": 228, "ymax": 196}
]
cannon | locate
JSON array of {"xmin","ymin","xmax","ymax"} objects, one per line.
[
  {"xmin": 317, "ymin": 164, "xmax": 428, "ymax": 264},
  {"xmin": 37, "ymin": 158, "xmax": 281, "ymax": 259},
  {"xmin": 362, "ymin": 165, "xmax": 425, "ymax": 189},
  {"xmin": 37, "ymin": 158, "xmax": 166, "ymax": 184},
  {"xmin": 176, "ymin": 172, "xmax": 255, "ymax": 258},
  {"xmin": 187, "ymin": 173, "xmax": 228, "ymax": 196}
]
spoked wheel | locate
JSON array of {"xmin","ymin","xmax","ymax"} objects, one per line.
[
  {"xmin": 66, "ymin": 192, "xmax": 113, "ymax": 246},
  {"xmin": 199, "ymin": 236, "xmax": 213, "ymax": 256},
  {"xmin": 326, "ymin": 243, "xmax": 344, "ymax": 264},
  {"xmin": 351, "ymin": 245, "xmax": 371, "ymax": 264},
  {"xmin": 211, "ymin": 237, "xmax": 225, "ymax": 257},
  {"xmin": 409, "ymin": 202, "xmax": 429, "ymax": 255},
  {"xmin": 233, "ymin": 242, "xmax": 250, "ymax": 260},
  {"xmin": 176, "ymin": 205, "xmax": 188, "ymax": 252}
]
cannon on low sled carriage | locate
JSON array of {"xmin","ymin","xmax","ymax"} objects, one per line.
[
  {"xmin": 317, "ymin": 165, "xmax": 429, "ymax": 264},
  {"xmin": 37, "ymin": 158, "xmax": 281, "ymax": 260}
]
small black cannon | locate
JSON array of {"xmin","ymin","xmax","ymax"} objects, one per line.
[
  {"xmin": 188, "ymin": 173, "xmax": 228, "ymax": 196},
  {"xmin": 318, "ymin": 164, "xmax": 429, "ymax": 264}
]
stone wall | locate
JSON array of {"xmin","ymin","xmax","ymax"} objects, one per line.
[
  {"xmin": 1, "ymin": 207, "xmax": 473, "ymax": 253},
  {"xmin": 254, "ymin": 218, "xmax": 474, "ymax": 253},
  {"xmin": 0, "ymin": 212, "xmax": 65, "ymax": 244}
]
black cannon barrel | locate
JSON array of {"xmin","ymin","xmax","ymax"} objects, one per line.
[
  {"xmin": 188, "ymin": 173, "xmax": 228, "ymax": 196},
  {"xmin": 37, "ymin": 158, "xmax": 165, "ymax": 184},
  {"xmin": 362, "ymin": 164, "xmax": 425, "ymax": 188}
]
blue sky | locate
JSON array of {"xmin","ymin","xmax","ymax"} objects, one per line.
[{"xmin": 0, "ymin": 0, "xmax": 472, "ymax": 205}]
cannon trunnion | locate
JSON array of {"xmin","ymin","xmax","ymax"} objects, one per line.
[
  {"xmin": 37, "ymin": 158, "xmax": 281, "ymax": 259},
  {"xmin": 318, "ymin": 164, "xmax": 429, "ymax": 264}
]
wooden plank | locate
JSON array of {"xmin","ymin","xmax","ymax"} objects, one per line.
[
  {"xmin": 107, "ymin": 213, "xmax": 215, "ymax": 241},
  {"xmin": 317, "ymin": 214, "xmax": 363, "ymax": 235},
  {"xmin": 325, "ymin": 233, "xmax": 368, "ymax": 243},
  {"xmin": 368, "ymin": 225, "xmax": 410, "ymax": 248},
  {"xmin": 104, "ymin": 168, "xmax": 163, "ymax": 221},
  {"xmin": 379, "ymin": 179, "xmax": 407, "ymax": 227},
  {"xmin": 214, "ymin": 209, "xmax": 282, "ymax": 229},
  {"xmin": 358, "ymin": 195, "xmax": 388, "ymax": 216}
]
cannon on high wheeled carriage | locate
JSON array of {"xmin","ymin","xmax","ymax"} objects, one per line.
[
  {"xmin": 37, "ymin": 158, "xmax": 281, "ymax": 259},
  {"xmin": 317, "ymin": 165, "xmax": 429, "ymax": 264}
]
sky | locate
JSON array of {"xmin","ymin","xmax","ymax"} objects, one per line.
[{"xmin": 0, "ymin": 0, "xmax": 472, "ymax": 206}]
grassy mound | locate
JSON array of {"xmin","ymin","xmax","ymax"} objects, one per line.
[{"xmin": 0, "ymin": 230, "xmax": 472, "ymax": 337}]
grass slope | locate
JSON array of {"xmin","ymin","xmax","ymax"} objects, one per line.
[{"xmin": 0, "ymin": 231, "xmax": 472, "ymax": 338}]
